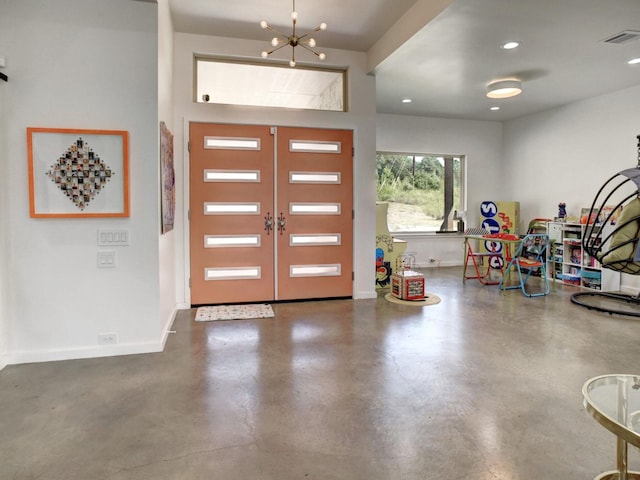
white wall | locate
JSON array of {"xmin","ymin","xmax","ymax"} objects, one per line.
[
  {"xmin": 502, "ymin": 84, "xmax": 640, "ymax": 222},
  {"xmin": 0, "ymin": 0, "xmax": 165, "ymax": 364},
  {"xmin": 502, "ymin": 84, "xmax": 640, "ymax": 291},
  {"xmin": 157, "ymin": 0, "xmax": 178, "ymax": 342},
  {"xmin": 172, "ymin": 33, "xmax": 378, "ymax": 299},
  {"xmin": 376, "ymin": 114, "xmax": 503, "ymax": 267}
]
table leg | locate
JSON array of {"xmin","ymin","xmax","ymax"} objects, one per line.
[
  {"xmin": 618, "ymin": 436, "xmax": 629, "ymax": 480},
  {"xmin": 462, "ymin": 238, "xmax": 467, "ymax": 282},
  {"xmin": 592, "ymin": 438, "xmax": 640, "ymax": 480}
]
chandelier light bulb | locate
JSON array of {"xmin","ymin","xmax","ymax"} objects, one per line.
[
  {"xmin": 308, "ymin": 38, "xmax": 316, "ymax": 47},
  {"xmin": 319, "ymin": 23, "xmax": 327, "ymax": 30},
  {"xmin": 289, "ymin": 59, "xmax": 296, "ymax": 67},
  {"xmin": 271, "ymin": 37, "xmax": 279, "ymax": 47},
  {"xmin": 261, "ymin": 51, "xmax": 269, "ymax": 58},
  {"xmin": 318, "ymin": 53, "xmax": 326, "ymax": 60},
  {"xmin": 260, "ymin": 20, "xmax": 268, "ymax": 29},
  {"xmin": 291, "ymin": 11, "xmax": 298, "ymax": 21}
]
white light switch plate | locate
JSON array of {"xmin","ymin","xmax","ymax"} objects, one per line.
[
  {"xmin": 97, "ymin": 250, "xmax": 117, "ymax": 268},
  {"xmin": 97, "ymin": 229, "xmax": 129, "ymax": 246}
]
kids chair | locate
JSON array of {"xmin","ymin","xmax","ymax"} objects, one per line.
[
  {"xmin": 463, "ymin": 227, "xmax": 504, "ymax": 285},
  {"xmin": 499, "ymin": 233, "xmax": 550, "ymax": 297}
]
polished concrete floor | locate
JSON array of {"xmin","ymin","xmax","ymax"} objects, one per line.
[{"xmin": 2, "ymin": 267, "xmax": 640, "ymax": 479}]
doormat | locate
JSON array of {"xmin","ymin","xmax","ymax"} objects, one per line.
[
  {"xmin": 195, "ymin": 304, "xmax": 275, "ymax": 322},
  {"xmin": 384, "ymin": 292, "xmax": 441, "ymax": 306}
]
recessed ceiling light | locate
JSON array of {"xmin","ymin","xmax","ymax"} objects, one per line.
[
  {"xmin": 402, "ymin": 98, "xmax": 412, "ymax": 103},
  {"xmin": 490, "ymin": 106, "xmax": 500, "ymax": 111},
  {"xmin": 628, "ymin": 58, "xmax": 640, "ymax": 65},
  {"xmin": 502, "ymin": 41, "xmax": 520, "ymax": 50}
]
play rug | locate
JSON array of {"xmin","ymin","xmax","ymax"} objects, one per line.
[
  {"xmin": 384, "ymin": 293, "xmax": 441, "ymax": 306},
  {"xmin": 195, "ymin": 304, "xmax": 275, "ymax": 322}
]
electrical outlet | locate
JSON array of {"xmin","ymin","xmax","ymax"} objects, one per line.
[{"xmin": 98, "ymin": 333, "xmax": 118, "ymax": 345}]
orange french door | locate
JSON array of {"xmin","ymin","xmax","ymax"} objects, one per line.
[
  {"xmin": 189, "ymin": 123, "xmax": 275, "ymax": 304},
  {"xmin": 189, "ymin": 123, "xmax": 352, "ymax": 305},
  {"xmin": 275, "ymin": 127, "xmax": 353, "ymax": 300}
]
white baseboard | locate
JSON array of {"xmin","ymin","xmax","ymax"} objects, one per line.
[
  {"xmin": 8, "ymin": 340, "xmax": 165, "ymax": 365},
  {"xmin": 160, "ymin": 307, "xmax": 179, "ymax": 349},
  {"xmin": 354, "ymin": 290, "xmax": 377, "ymax": 299},
  {"xmin": 415, "ymin": 260, "xmax": 463, "ymax": 268},
  {"xmin": 620, "ymin": 286, "xmax": 640, "ymax": 296},
  {"xmin": 8, "ymin": 306, "xmax": 183, "ymax": 366}
]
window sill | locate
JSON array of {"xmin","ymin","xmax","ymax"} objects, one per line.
[{"xmin": 391, "ymin": 231, "xmax": 464, "ymax": 239}]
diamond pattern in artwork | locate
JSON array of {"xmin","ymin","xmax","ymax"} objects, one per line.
[{"xmin": 46, "ymin": 137, "xmax": 114, "ymax": 211}]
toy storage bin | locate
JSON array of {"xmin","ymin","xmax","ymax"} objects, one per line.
[
  {"xmin": 558, "ymin": 273, "xmax": 581, "ymax": 285},
  {"xmin": 581, "ymin": 270, "xmax": 602, "ymax": 290},
  {"xmin": 391, "ymin": 271, "xmax": 425, "ymax": 300}
]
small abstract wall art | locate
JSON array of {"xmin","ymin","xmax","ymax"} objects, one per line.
[
  {"xmin": 27, "ymin": 127, "xmax": 129, "ymax": 218},
  {"xmin": 160, "ymin": 121, "xmax": 175, "ymax": 234}
]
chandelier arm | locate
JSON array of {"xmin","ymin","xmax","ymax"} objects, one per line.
[
  {"xmin": 264, "ymin": 25, "xmax": 291, "ymax": 41},
  {"xmin": 264, "ymin": 43, "xmax": 290, "ymax": 56},
  {"xmin": 298, "ymin": 43, "xmax": 322, "ymax": 57},
  {"xmin": 300, "ymin": 25, "xmax": 325, "ymax": 38}
]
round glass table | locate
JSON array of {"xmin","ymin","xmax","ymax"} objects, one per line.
[{"xmin": 583, "ymin": 374, "xmax": 640, "ymax": 480}]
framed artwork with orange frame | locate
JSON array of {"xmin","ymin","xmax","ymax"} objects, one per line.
[{"xmin": 27, "ymin": 127, "xmax": 129, "ymax": 218}]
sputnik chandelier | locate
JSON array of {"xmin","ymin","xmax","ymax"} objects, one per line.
[{"xmin": 260, "ymin": 0, "xmax": 327, "ymax": 67}]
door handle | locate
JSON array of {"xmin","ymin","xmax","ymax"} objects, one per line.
[
  {"xmin": 277, "ymin": 212, "xmax": 286, "ymax": 235},
  {"xmin": 264, "ymin": 212, "xmax": 274, "ymax": 235}
]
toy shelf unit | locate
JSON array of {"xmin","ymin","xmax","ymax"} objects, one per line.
[{"xmin": 546, "ymin": 221, "xmax": 620, "ymax": 291}]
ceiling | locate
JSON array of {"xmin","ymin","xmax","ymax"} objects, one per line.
[{"xmin": 168, "ymin": 0, "xmax": 640, "ymax": 121}]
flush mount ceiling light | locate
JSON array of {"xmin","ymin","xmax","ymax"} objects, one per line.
[
  {"xmin": 260, "ymin": 0, "xmax": 327, "ymax": 68},
  {"xmin": 486, "ymin": 79, "xmax": 522, "ymax": 99}
]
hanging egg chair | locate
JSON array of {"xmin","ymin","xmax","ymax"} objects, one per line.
[{"xmin": 571, "ymin": 135, "xmax": 640, "ymax": 316}]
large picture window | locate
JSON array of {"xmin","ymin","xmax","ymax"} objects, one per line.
[{"xmin": 376, "ymin": 152, "xmax": 465, "ymax": 233}]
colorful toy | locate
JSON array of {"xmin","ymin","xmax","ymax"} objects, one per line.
[{"xmin": 558, "ymin": 202, "xmax": 566, "ymax": 219}]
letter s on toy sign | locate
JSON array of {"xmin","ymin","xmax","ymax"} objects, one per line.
[{"xmin": 480, "ymin": 201, "xmax": 498, "ymax": 218}]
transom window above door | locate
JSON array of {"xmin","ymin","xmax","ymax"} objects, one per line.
[{"xmin": 195, "ymin": 56, "xmax": 347, "ymax": 112}]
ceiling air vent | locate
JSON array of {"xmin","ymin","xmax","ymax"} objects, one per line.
[{"xmin": 602, "ymin": 30, "xmax": 640, "ymax": 45}]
